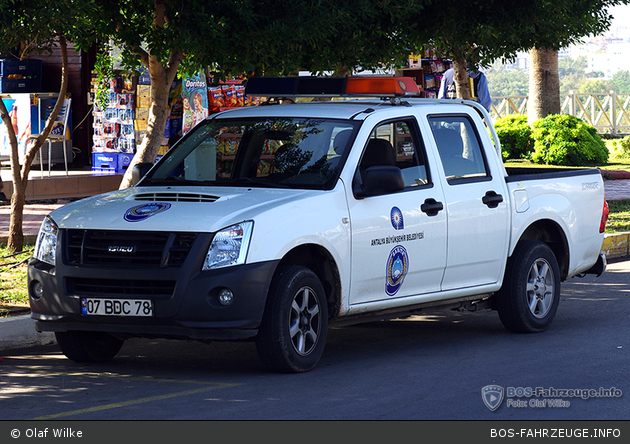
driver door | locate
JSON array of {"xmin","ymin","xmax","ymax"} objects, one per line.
[{"xmin": 348, "ymin": 118, "xmax": 447, "ymax": 305}]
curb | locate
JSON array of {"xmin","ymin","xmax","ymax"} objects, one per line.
[
  {"xmin": 0, "ymin": 234, "xmax": 37, "ymax": 247},
  {"xmin": 603, "ymin": 170, "xmax": 630, "ymax": 180},
  {"xmin": 602, "ymin": 231, "xmax": 630, "ymax": 259},
  {"xmin": 0, "ymin": 314, "xmax": 56, "ymax": 353}
]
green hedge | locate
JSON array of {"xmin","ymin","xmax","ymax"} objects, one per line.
[
  {"xmin": 529, "ymin": 114, "xmax": 608, "ymax": 166},
  {"xmin": 494, "ymin": 114, "xmax": 608, "ymax": 166},
  {"xmin": 494, "ymin": 114, "xmax": 532, "ymax": 160}
]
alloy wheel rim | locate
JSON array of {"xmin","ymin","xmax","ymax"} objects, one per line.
[
  {"xmin": 526, "ymin": 258, "xmax": 554, "ymax": 319},
  {"xmin": 289, "ymin": 286, "xmax": 321, "ymax": 356}
]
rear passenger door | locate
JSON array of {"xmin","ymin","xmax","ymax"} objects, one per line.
[
  {"xmin": 427, "ymin": 114, "xmax": 510, "ymax": 291},
  {"xmin": 348, "ymin": 118, "xmax": 447, "ymax": 305}
]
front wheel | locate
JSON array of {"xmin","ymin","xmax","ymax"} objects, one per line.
[
  {"xmin": 55, "ymin": 331, "xmax": 124, "ymax": 362},
  {"xmin": 495, "ymin": 240, "xmax": 561, "ymax": 333},
  {"xmin": 256, "ymin": 266, "xmax": 328, "ymax": 373}
]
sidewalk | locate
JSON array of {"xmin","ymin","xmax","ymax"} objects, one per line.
[{"xmin": 0, "ymin": 202, "xmax": 65, "ymax": 246}]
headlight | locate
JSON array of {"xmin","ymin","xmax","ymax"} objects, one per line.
[
  {"xmin": 203, "ymin": 221, "xmax": 253, "ymax": 270},
  {"xmin": 34, "ymin": 216, "xmax": 58, "ymax": 266}
]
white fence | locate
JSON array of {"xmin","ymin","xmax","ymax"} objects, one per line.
[{"xmin": 491, "ymin": 92, "xmax": 630, "ymax": 135}]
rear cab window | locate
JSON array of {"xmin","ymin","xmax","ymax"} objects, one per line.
[{"xmin": 428, "ymin": 115, "xmax": 491, "ymax": 184}]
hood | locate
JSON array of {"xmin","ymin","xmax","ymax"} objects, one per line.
[{"xmin": 49, "ymin": 186, "xmax": 316, "ymax": 233}]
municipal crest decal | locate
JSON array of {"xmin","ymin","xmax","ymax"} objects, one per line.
[
  {"xmin": 385, "ymin": 245, "xmax": 408, "ymax": 296},
  {"xmin": 124, "ymin": 203, "xmax": 172, "ymax": 222}
]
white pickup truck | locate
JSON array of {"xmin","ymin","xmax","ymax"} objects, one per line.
[{"xmin": 29, "ymin": 76, "xmax": 608, "ymax": 373}]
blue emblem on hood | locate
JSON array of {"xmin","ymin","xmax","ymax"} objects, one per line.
[
  {"xmin": 390, "ymin": 206, "xmax": 404, "ymax": 230},
  {"xmin": 124, "ymin": 203, "xmax": 172, "ymax": 222},
  {"xmin": 386, "ymin": 245, "xmax": 408, "ymax": 296}
]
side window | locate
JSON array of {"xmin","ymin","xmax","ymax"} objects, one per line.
[
  {"xmin": 359, "ymin": 119, "xmax": 430, "ymax": 188},
  {"xmin": 429, "ymin": 115, "xmax": 489, "ymax": 182}
]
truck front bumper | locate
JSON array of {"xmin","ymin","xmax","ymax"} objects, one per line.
[{"xmin": 28, "ymin": 257, "xmax": 279, "ymax": 341}]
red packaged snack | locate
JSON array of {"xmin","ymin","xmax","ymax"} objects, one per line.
[
  {"xmin": 223, "ymin": 86, "xmax": 239, "ymax": 108},
  {"xmin": 208, "ymin": 86, "xmax": 225, "ymax": 112},
  {"xmin": 234, "ymin": 86, "xmax": 245, "ymax": 107}
]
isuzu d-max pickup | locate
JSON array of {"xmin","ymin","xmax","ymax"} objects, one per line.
[{"xmin": 28, "ymin": 76, "xmax": 608, "ymax": 372}]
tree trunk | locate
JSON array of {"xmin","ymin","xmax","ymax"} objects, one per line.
[
  {"xmin": 452, "ymin": 56, "xmax": 471, "ymax": 100},
  {"xmin": 528, "ymin": 47, "xmax": 560, "ymax": 124},
  {"xmin": 0, "ymin": 36, "xmax": 69, "ymax": 252},
  {"xmin": 118, "ymin": 49, "xmax": 182, "ymax": 189}
]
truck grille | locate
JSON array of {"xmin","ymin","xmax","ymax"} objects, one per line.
[
  {"xmin": 67, "ymin": 277, "xmax": 176, "ymax": 297},
  {"xmin": 64, "ymin": 230, "xmax": 197, "ymax": 267}
]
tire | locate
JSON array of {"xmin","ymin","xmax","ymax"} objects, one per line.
[
  {"xmin": 55, "ymin": 331, "xmax": 124, "ymax": 363},
  {"xmin": 256, "ymin": 266, "xmax": 328, "ymax": 373},
  {"xmin": 495, "ymin": 240, "xmax": 561, "ymax": 333}
]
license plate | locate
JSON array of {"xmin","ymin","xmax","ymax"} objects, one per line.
[{"xmin": 81, "ymin": 298, "xmax": 153, "ymax": 317}]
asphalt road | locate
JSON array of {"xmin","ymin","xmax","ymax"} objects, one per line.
[{"xmin": 1, "ymin": 260, "xmax": 628, "ymax": 421}]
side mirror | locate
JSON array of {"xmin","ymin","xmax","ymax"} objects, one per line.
[
  {"xmin": 353, "ymin": 166, "xmax": 405, "ymax": 198},
  {"xmin": 131, "ymin": 162, "xmax": 153, "ymax": 186}
]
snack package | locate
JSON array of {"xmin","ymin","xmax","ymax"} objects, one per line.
[
  {"xmin": 223, "ymin": 86, "xmax": 238, "ymax": 108},
  {"xmin": 234, "ymin": 86, "xmax": 245, "ymax": 107},
  {"xmin": 208, "ymin": 86, "xmax": 225, "ymax": 111}
]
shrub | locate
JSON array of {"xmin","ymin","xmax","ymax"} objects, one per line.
[
  {"xmin": 609, "ymin": 136, "xmax": 630, "ymax": 159},
  {"xmin": 529, "ymin": 114, "xmax": 609, "ymax": 166},
  {"xmin": 494, "ymin": 114, "xmax": 533, "ymax": 160}
]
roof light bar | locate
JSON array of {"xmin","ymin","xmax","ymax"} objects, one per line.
[
  {"xmin": 345, "ymin": 76, "xmax": 420, "ymax": 96},
  {"xmin": 244, "ymin": 76, "xmax": 420, "ymax": 98}
]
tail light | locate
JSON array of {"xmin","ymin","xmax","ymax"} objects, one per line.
[{"xmin": 599, "ymin": 197, "xmax": 609, "ymax": 234}]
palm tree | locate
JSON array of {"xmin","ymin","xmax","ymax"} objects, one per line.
[{"xmin": 528, "ymin": 47, "xmax": 561, "ymax": 125}]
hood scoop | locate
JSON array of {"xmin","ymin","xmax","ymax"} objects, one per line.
[{"xmin": 133, "ymin": 192, "xmax": 219, "ymax": 203}]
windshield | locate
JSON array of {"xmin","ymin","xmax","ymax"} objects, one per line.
[{"xmin": 145, "ymin": 117, "xmax": 359, "ymax": 190}]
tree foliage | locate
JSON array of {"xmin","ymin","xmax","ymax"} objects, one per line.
[
  {"xmin": 402, "ymin": 1, "xmax": 630, "ymax": 106},
  {"xmin": 578, "ymin": 78, "xmax": 614, "ymax": 94},
  {"xmin": 610, "ymin": 135, "xmax": 630, "ymax": 159},
  {"xmin": 486, "ymin": 62, "xmax": 529, "ymax": 97},
  {"xmin": 0, "ymin": 0, "xmax": 97, "ymax": 252},
  {"xmin": 87, "ymin": 0, "xmax": 434, "ymax": 187},
  {"xmin": 523, "ymin": 1, "xmax": 628, "ymax": 121},
  {"xmin": 489, "ymin": 55, "xmax": 630, "ymax": 96},
  {"xmin": 610, "ymin": 70, "xmax": 630, "ymax": 94}
]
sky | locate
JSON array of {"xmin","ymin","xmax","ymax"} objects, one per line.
[{"xmin": 610, "ymin": 4, "xmax": 630, "ymax": 30}]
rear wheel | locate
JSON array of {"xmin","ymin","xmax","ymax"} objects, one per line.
[
  {"xmin": 256, "ymin": 266, "xmax": 328, "ymax": 373},
  {"xmin": 495, "ymin": 240, "xmax": 561, "ymax": 333},
  {"xmin": 55, "ymin": 331, "xmax": 124, "ymax": 362}
]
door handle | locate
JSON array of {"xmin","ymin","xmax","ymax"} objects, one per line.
[
  {"xmin": 482, "ymin": 190, "xmax": 503, "ymax": 208},
  {"xmin": 421, "ymin": 198, "xmax": 444, "ymax": 216}
]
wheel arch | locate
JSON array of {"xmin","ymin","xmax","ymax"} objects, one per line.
[
  {"xmin": 275, "ymin": 244, "xmax": 342, "ymax": 320},
  {"xmin": 515, "ymin": 219, "xmax": 570, "ymax": 280}
]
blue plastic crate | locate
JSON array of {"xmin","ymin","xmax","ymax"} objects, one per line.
[
  {"xmin": 92, "ymin": 152, "xmax": 134, "ymax": 173},
  {"xmin": 0, "ymin": 76, "xmax": 42, "ymax": 93},
  {"xmin": 0, "ymin": 59, "xmax": 42, "ymax": 76}
]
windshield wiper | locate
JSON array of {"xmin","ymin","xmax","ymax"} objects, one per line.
[
  {"xmin": 228, "ymin": 178, "xmax": 290, "ymax": 188},
  {"xmin": 141, "ymin": 176, "xmax": 198, "ymax": 186}
]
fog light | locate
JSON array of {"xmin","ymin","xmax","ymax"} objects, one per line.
[
  {"xmin": 218, "ymin": 288, "xmax": 234, "ymax": 306},
  {"xmin": 31, "ymin": 281, "xmax": 44, "ymax": 301}
]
